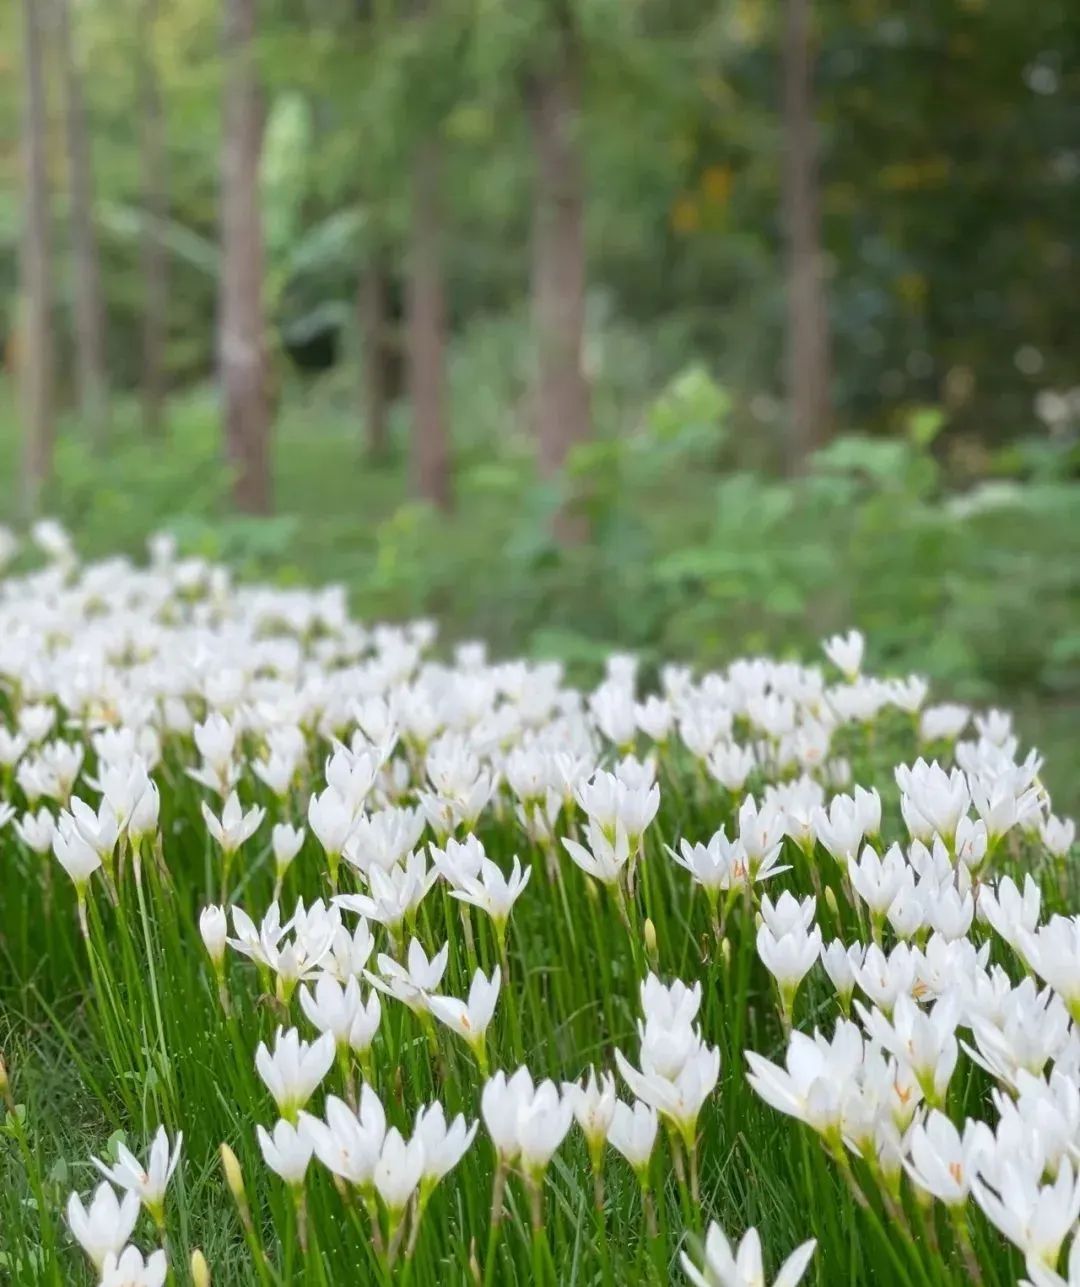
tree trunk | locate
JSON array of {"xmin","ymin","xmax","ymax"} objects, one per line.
[
  {"xmin": 56, "ymin": 0, "xmax": 108, "ymax": 445},
  {"xmin": 18, "ymin": 0, "xmax": 54, "ymax": 516},
  {"xmin": 357, "ymin": 257, "xmax": 389, "ymax": 460},
  {"xmin": 137, "ymin": 0, "xmax": 169, "ymax": 437},
  {"xmin": 406, "ymin": 139, "xmax": 452, "ymax": 510},
  {"xmin": 782, "ymin": 0, "xmax": 831, "ymax": 466},
  {"xmin": 528, "ymin": 42, "xmax": 590, "ymax": 542},
  {"xmin": 219, "ymin": 0, "xmax": 272, "ymax": 513}
]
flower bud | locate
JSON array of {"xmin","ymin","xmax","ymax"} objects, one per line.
[
  {"xmin": 220, "ymin": 1143, "xmax": 247, "ymax": 1204},
  {"xmin": 644, "ymin": 917, "xmax": 659, "ymax": 969},
  {"xmin": 199, "ymin": 905, "xmax": 228, "ymax": 965},
  {"xmin": 824, "ymin": 886, "xmax": 840, "ymax": 919},
  {"xmin": 191, "ymin": 1249, "xmax": 211, "ymax": 1287}
]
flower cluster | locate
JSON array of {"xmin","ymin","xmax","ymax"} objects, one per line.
[{"xmin": 0, "ymin": 526, "xmax": 1073, "ymax": 1283}]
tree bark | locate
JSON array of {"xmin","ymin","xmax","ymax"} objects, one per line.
[
  {"xmin": 528, "ymin": 40, "xmax": 590, "ymax": 542},
  {"xmin": 18, "ymin": 0, "xmax": 54, "ymax": 516},
  {"xmin": 406, "ymin": 138, "xmax": 452, "ymax": 510},
  {"xmin": 782, "ymin": 0, "xmax": 831, "ymax": 466},
  {"xmin": 219, "ymin": 0, "xmax": 272, "ymax": 513},
  {"xmin": 56, "ymin": 0, "xmax": 108, "ymax": 445},
  {"xmin": 357, "ymin": 257, "xmax": 390, "ymax": 460},
  {"xmin": 137, "ymin": 0, "xmax": 169, "ymax": 437}
]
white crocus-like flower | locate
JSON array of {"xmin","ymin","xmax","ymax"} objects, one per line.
[
  {"xmin": 979, "ymin": 874, "xmax": 1041, "ymax": 955},
  {"xmin": 366, "ymin": 938, "xmax": 448, "ymax": 1013},
  {"xmin": 201, "ymin": 791, "xmax": 265, "ymax": 855},
  {"xmin": 1017, "ymin": 916, "xmax": 1080, "ymax": 1020},
  {"xmin": 428, "ymin": 965, "xmax": 501, "ymax": 1070},
  {"xmin": 66, "ymin": 1182, "xmax": 140, "ymax": 1270},
  {"xmin": 301, "ymin": 1089, "xmax": 386, "ymax": 1188},
  {"xmin": 92, "ymin": 1126, "xmax": 182, "ymax": 1226},
  {"xmin": 53, "ymin": 818, "xmax": 102, "ymax": 892},
  {"xmin": 14, "ymin": 806, "xmax": 56, "ymax": 854},
  {"xmin": 615, "ymin": 973, "xmax": 720, "ymax": 1147},
  {"xmin": 820, "ymin": 940, "xmax": 864, "ymax": 1009},
  {"xmin": 335, "ymin": 850, "xmax": 437, "ymax": 931},
  {"xmin": 373, "ymin": 1128, "xmax": 425, "ymax": 1216},
  {"xmin": 199, "ymin": 904, "xmax": 228, "ymax": 965},
  {"xmin": 746, "ymin": 1022, "xmax": 864, "ymax": 1140},
  {"xmin": 823, "ymin": 629, "xmax": 863, "ymax": 680},
  {"xmin": 757, "ymin": 922, "xmax": 822, "ymax": 1021},
  {"xmin": 255, "ymin": 1027, "xmax": 335, "ymax": 1121},
  {"xmin": 904, "ymin": 1110, "xmax": 992, "ymax": 1206},
  {"xmin": 307, "ymin": 786, "xmax": 355, "ymax": 861},
  {"xmin": 98, "ymin": 1246, "xmax": 168, "ymax": 1287},
  {"xmin": 257, "ymin": 1118, "xmax": 314, "ymax": 1185},
  {"xmin": 1040, "ymin": 814, "xmax": 1076, "ymax": 859},
  {"xmin": 272, "ymin": 823, "xmax": 305, "ymax": 877},
  {"xmin": 300, "ymin": 974, "xmax": 381, "ymax": 1054},
  {"xmin": 1022, "ymin": 1234, "xmax": 1080, "ymax": 1287},
  {"xmin": 516, "ymin": 1079, "xmax": 574, "ymax": 1180},
  {"xmin": 606, "ymin": 1099, "xmax": 658, "ymax": 1177},
  {"xmin": 681, "ymin": 1220, "xmax": 816, "ymax": 1287},
  {"xmin": 563, "ymin": 1068, "xmax": 617, "ymax": 1167},
  {"xmin": 973, "ymin": 1157, "xmax": 1080, "ymax": 1269},
  {"xmin": 449, "ymin": 855, "xmax": 532, "ymax": 939},
  {"xmin": 413, "ymin": 1103, "xmax": 477, "ymax": 1191},
  {"xmin": 561, "ymin": 819, "xmax": 631, "ymax": 886}
]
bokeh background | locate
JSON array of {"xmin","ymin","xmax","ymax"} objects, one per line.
[{"xmin": 2, "ymin": 0, "xmax": 1078, "ymax": 802}]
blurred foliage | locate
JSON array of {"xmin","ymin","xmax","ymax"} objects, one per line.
[
  {"xmin": 2, "ymin": 0, "xmax": 1079, "ymax": 445},
  {"xmin": 2, "ymin": 360, "xmax": 1077, "ymax": 717}
]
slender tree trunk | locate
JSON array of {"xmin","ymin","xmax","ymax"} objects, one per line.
[
  {"xmin": 782, "ymin": 0, "xmax": 831, "ymax": 466},
  {"xmin": 357, "ymin": 257, "xmax": 389, "ymax": 460},
  {"xmin": 18, "ymin": 0, "xmax": 54, "ymax": 516},
  {"xmin": 137, "ymin": 0, "xmax": 169, "ymax": 436},
  {"xmin": 219, "ymin": 0, "xmax": 272, "ymax": 513},
  {"xmin": 406, "ymin": 138, "xmax": 452, "ymax": 510},
  {"xmin": 528, "ymin": 40, "xmax": 590, "ymax": 542},
  {"xmin": 56, "ymin": 0, "xmax": 108, "ymax": 445}
]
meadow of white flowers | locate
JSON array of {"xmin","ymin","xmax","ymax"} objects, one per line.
[{"xmin": 0, "ymin": 520, "xmax": 1077, "ymax": 1286}]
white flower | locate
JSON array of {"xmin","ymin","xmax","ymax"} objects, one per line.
[
  {"xmin": 973, "ymin": 1157, "xmax": 1080, "ymax": 1268},
  {"xmin": 904, "ymin": 1110, "xmax": 991, "ymax": 1206},
  {"xmin": 374, "ymin": 1127, "xmax": 425, "ymax": 1215},
  {"xmin": 257, "ymin": 1118, "xmax": 314, "ymax": 1185},
  {"xmin": 14, "ymin": 806, "xmax": 55, "ymax": 854},
  {"xmin": 449, "ymin": 856, "xmax": 531, "ymax": 929},
  {"xmin": 481, "ymin": 1067, "xmax": 535, "ymax": 1164},
  {"xmin": 562, "ymin": 820, "xmax": 631, "ymax": 886},
  {"xmin": 681, "ymin": 1221, "xmax": 816, "ymax": 1287},
  {"xmin": 66, "ymin": 1182, "xmax": 140, "ymax": 1270},
  {"xmin": 820, "ymin": 940, "xmax": 863, "ymax": 1005},
  {"xmin": 516, "ymin": 1079, "xmax": 574, "ymax": 1178},
  {"xmin": 413, "ymin": 1103, "xmax": 477, "ymax": 1187},
  {"xmin": 199, "ymin": 905, "xmax": 228, "ymax": 965},
  {"xmin": 757, "ymin": 923, "xmax": 821, "ymax": 1005},
  {"xmin": 563, "ymin": 1068, "xmax": 617, "ymax": 1160},
  {"xmin": 979, "ymin": 874, "xmax": 1041, "ymax": 954},
  {"xmin": 98, "ymin": 1246, "xmax": 168, "ymax": 1287},
  {"xmin": 255, "ymin": 1027, "xmax": 335, "ymax": 1118},
  {"xmin": 307, "ymin": 786, "xmax": 355, "ymax": 858},
  {"xmin": 272, "ymin": 823, "xmax": 305, "ymax": 874},
  {"xmin": 823, "ymin": 629, "xmax": 863, "ymax": 679},
  {"xmin": 53, "ymin": 818, "xmax": 102, "ymax": 888},
  {"xmin": 201, "ymin": 792, "xmax": 265, "ymax": 855},
  {"xmin": 367, "ymin": 939, "xmax": 448, "ymax": 1013},
  {"xmin": 606, "ymin": 1099, "xmax": 657, "ymax": 1175},
  {"xmin": 429, "ymin": 966, "xmax": 500, "ymax": 1063},
  {"xmin": 92, "ymin": 1126, "xmax": 182, "ymax": 1222},
  {"xmin": 1041, "ymin": 814, "xmax": 1076, "ymax": 859},
  {"xmin": 299, "ymin": 974, "xmax": 381, "ymax": 1053},
  {"xmin": 301, "ymin": 1089, "xmax": 386, "ymax": 1187}
]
